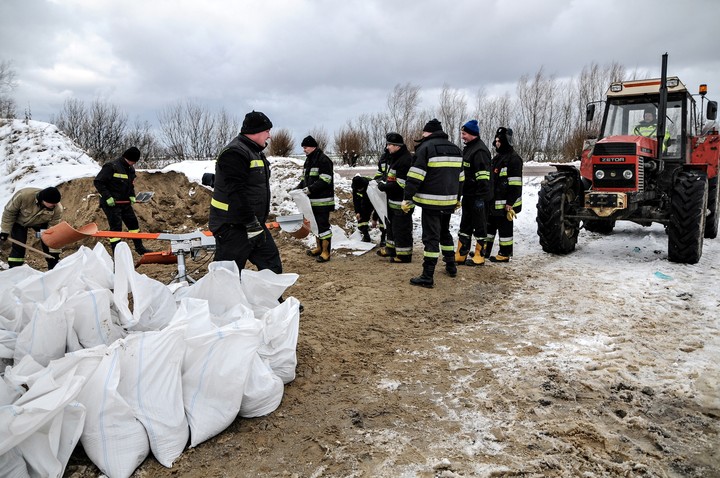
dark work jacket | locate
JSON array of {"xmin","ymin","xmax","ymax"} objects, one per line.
[
  {"xmin": 404, "ymin": 131, "xmax": 464, "ymax": 211},
  {"xmin": 489, "ymin": 146, "xmax": 523, "ymax": 215},
  {"xmin": 351, "ymin": 177, "xmax": 374, "ymax": 219},
  {"xmin": 374, "ymin": 150, "xmax": 390, "ymax": 181},
  {"xmin": 209, "ymin": 134, "xmax": 271, "ymax": 228},
  {"xmin": 94, "ymin": 157, "xmax": 137, "ymax": 204},
  {"xmin": 297, "ymin": 148, "xmax": 335, "ymax": 211},
  {"xmin": 462, "ymin": 137, "xmax": 492, "ymax": 200},
  {"xmin": 384, "ymin": 145, "xmax": 413, "ymax": 209}
]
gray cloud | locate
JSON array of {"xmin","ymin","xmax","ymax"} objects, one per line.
[{"xmin": 2, "ymin": 0, "xmax": 719, "ymax": 142}]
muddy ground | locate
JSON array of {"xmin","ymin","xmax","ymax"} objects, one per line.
[{"xmin": 6, "ymin": 171, "xmax": 718, "ymax": 478}]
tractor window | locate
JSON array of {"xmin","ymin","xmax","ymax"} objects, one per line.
[{"xmin": 602, "ymin": 99, "xmax": 683, "ymax": 157}]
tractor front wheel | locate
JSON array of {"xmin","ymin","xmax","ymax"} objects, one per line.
[
  {"xmin": 668, "ymin": 171, "xmax": 707, "ymax": 264},
  {"xmin": 704, "ymin": 176, "xmax": 719, "ymax": 239},
  {"xmin": 536, "ymin": 171, "xmax": 581, "ymax": 254}
]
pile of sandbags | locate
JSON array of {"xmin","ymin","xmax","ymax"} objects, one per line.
[{"xmin": 0, "ymin": 242, "xmax": 300, "ymax": 478}]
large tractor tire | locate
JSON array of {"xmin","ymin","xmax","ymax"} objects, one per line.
[
  {"xmin": 704, "ymin": 176, "xmax": 719, "ymax": 239},
  {"xmin": 583, "ymin": 219, "xmax": 615, "ymax": 234},
  {"xmin": 536, "ymin": 171, "xmax": 581, "ymax": 254},
  {"xmin": 668, "ymin": 171, "xmax": 708, "ymax": 264}
]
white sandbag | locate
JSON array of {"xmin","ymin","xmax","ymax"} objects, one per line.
[
  {"xmin": 117, "ymin": 329, "xmax": 188, "ymax": 468},
  {"xmin": 112, "ymin": 243, "xmax": 176, "ymax": 331},
  {"xmin": 183, "ymin": 316, "xmax": 263, "ymax": 447},
  {"xmin": 0, "ymin": 329, "xmax": 16, "ymax": 359},
  {"xmin": 16, "ymin": 401, "xmax": 85, "ymax": 478},
  {"xmin": 240, "ymin": 269, "xmax": 299, "ymax": 316},
  {"xmin": 13, "ymin": 291, "xmax": 68, "ymax": 367},
  {"xmin": 51, "ymin": 244, "xmax": 115, "ymax": 291},
  {"xmin": 289, "ymin": 189, "xmax": 318, "ymax": 235},
  {"xmin": 66, "ymin": 289, "xmax": 125, "ymax": 349},
  {"xmin": 239, "ymin": 353, "xmax": 284, "ymax": 418},
  {"xmin": 0, "ymin": 447, "xmax": 30, "ymax": 478},
  {"xmin": 77, "ymin": 344, "xmax": 150, "ymax": 478},
  {"xmin": 0, "ymin": 374, "xmax": 22, "ymax": 406},
  {"xmin": 174, "ymin": 261, "xmax": 254, "ymax": 319},
  {"xmin": 0, "ymin": 289, "xmax": 27, "ymax": 333},
  {"xmin": 0, "ymin": 369, "xmax": 84, "ymax": 456},
  {"xmin": 258, "ymin": 297, "xmax": 300, "ymax": 384}
]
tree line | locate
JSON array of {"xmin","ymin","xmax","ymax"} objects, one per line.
[{"xmin": 1, "ymin": 59, "xmax": 630, "ymax": 165}]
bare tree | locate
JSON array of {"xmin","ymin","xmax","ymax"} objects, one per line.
[
  {"xmin": 86, "ymin": 99, "xmax": 128, "ymax": 163},
  {"xmin": 0, "ymin": 60, "xmax": 17, "ymax": 119},
  {"xmin": 333, "ymin": 124, "xmax": 364, "ymax": 159},
  {"xmin": 268, "ymin": 128, "xmax": 295, "ymax": 157},
  {"xmin": 53, "ymin": 98, "xmax": 88, "ymax": 147},
  {"xmin": 515, "ymin": 67, "xmax": 557, "ymax": 161},
  {"xmin": 474, "ymin": 91, "xmax": 513, "ymax": 146},
  {"xmin": 124, "ymin": 119, "xmax": 161, "ymax": 165},
  {"xmin": 436, "ymin": 84, "xmax": 468, "ymax": 146},
  {"xmin": 386, "ymin": 83, "xmax": 421, "ymax": 143},
  {"xmin": 306, "ymin": 126, "xmax": 330, "ymax": 152}
]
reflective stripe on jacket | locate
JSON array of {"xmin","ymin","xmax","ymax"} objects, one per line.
[{"xmin": 404, "ymin": 131, "xmax": 463, "ymax": 210}]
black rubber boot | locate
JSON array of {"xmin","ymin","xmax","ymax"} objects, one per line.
[
  {"xmin": 133, "ymin": 239, "xmax": 152, "ymax": 255},
  {"xmin": 444, "ymin": 257, "xmax": 457, "ymax": 277},
  {"xmin": 410, "ymin": 260, "xmax": 435, "ymax": 288}
]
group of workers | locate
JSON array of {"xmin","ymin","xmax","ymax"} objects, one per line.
[{"xmin": 1, "ymin": 110, "xmax": 522, "ymax": 291}]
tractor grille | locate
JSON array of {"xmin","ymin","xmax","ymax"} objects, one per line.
[
  {"xmin": 593, "ymin": 142, "xmax": 636, "ymax": 156},
  {"xmin": 593, "ymin": 164, "xmax": 636, "ymax": 189}
]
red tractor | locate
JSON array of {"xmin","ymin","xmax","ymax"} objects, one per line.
[{"xmin": 536, "ymin": 54, "xmax": 719, "ymax": 263}]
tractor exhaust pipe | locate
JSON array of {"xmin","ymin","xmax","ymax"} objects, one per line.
[{"xmin": 657, "ymin": 53, "xmax": 668, "ymax": 161}]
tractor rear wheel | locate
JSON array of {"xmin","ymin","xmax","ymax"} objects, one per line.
[
  {"xmin": 536, "ymin": 171, "xmax": 580, "ymax": 254},
  {"xmin": 668, "ymin": 171, "xmax": 708, "ymax": 264},
  {"xmin": 704, "ymin": 176, "xmax": 719, "ymax": 239}
]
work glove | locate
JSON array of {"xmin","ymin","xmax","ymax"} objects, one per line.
[
  {"xmin": 0, "ymin": 232, "xmax": 8, "ymax": 242},
  {"xmin": 130, "ymin": 196, "xmax": 136, "ymax": 204},
  {"xmin": 401, "ymin": 200, "xmax": 413, "ymax": 214},
  {"xmin": 454, "ymin": 200, "xmax": 462, "ymax": 211},
  {"xmin": 506, "ymin": 209, "xmax": 517, "ymax": 221},
  {"xmin": 106, "ymin": 197, "xmax": 116, "ymax": 207},
  {"xmin": 301, "ymin": 187, "xmax": 310, "ymax": 195},
  {"xmin": 246, "ymin": 218, "xmax": 265, "ymax": 247},
  {"xmin": 376, "ymin": 181, "xmax": 387, "ymax": 192}
]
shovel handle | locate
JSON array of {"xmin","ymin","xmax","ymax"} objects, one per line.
[{"xmin": 7, "ymin": 237, "xmax": 55, "ymax": 259}]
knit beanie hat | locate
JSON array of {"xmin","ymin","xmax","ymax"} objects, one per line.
[
  {"xmin": 461, "ymin": 119, "xmax": 480, "ymax": 136},
  {"xmin": 495, "ymin": 127, "xmax": 514, "ymax": 147},
  {"xmin": 241, "ymin": 111, "xmax": 273, "ymax": 134},
  {"xmin": 423, "ymin": 118, "xmax": 442, "ymax": 133},
  {"xmin": 38, "ymin": 186, "xmax": 61, "ymax": 204},
  {"xmin": 301, "ymin": 135, "xmax": 318, "ymax": 148},
  {"xmin": 385, "ymin": 132, "xmax": 404, "ymax": 145},
  {"xmin": 123, "ymin": 147, "xmax": 141, "ymax": 162}
]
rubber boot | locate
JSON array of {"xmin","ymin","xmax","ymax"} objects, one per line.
[
  {"xmin": 376, "ymin": 246, "xmax": 390, "ymax": 257},
  {"xmin": 133, "ymin": 238, "xmax": 152, "ymax": 255},
  {"xmin": 46, "ymin": 252, "xmax": 60, "ymax": 270},
  {"xmin": 379, "ymin": 228, "xmax": 387, "ymax": 247},
  {"xmin": 444, "ymin": 257, "xmax": 457, "ymax": 277},
  {"xmin": 467, "ymin": 243, "xmax": 485, "ymax": 266},
  {"xmin": 360, "ymin": 227, "xmax": 371, "ymax": 243},
  {"xmin": 307, "ymin": 237, "xmax": 322, "ymax": 256},
  {"xmin": 454, "ymin": 238, "xmax": 469, "ymax": 264},
  {"xmin": 316, "ymin": 238, "xmax": 331, "ymax": 262},
  {"xmin": 489, "ymin": 253, "xmax": 510, "ymax": 263},
  {"xmin": 410, "ymin": 260, "xmax": 435, "ymax": 288}
]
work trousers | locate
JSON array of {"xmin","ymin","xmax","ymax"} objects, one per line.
[
  {"xmin": 458, "ymin": 196, "xmax": 487, "ymax": 250},
  {"xmin": 100, "ymin": 203, "xmax": 140, "ymax": 246},
  {"xmin": 212, "ymin": 222, "xmax": 282, "ymax": 274},
  {"xmin": 313, "ymin": 207, "xmax": 332, "ymax": 240},
  {"xmin": 420, "ymin": 208, "xmax": 454, "ymax": 264},
  {"xmin": 386, "ymin": 209, "xmax": 413, "ymax": 259},
  {"xmin": 486, "ymin": 213, "xmax": 514, "ymax": 257},
  {"xmin": 8, "ymin": 222, "xmax": 59, "ymax": 269}
]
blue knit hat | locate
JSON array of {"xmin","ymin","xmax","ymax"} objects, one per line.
[{"xmin": 461, "ymin": 119, "xmax": 480, "ymax": 136}]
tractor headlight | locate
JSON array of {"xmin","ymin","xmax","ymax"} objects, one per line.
[
  {"xmin": 595, "ymin": 170, "xmax": 605, "ymax": 179},
  {"xmin": 623, "ymin": 170, "xmax": 633, "ymax": 180}
]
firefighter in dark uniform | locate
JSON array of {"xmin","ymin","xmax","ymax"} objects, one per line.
[
  {"xmin": 486, "ymin": 127, "xmax": 523, "ymax": 262},
  {"xmin": 1, "ymin": 186, "xmax": 63, "ymax": 269},
  {"xmin": 403, "ymin": 119, "xmax": 464, "ymax": 287},
  {"xmin": 371, "ymin": 148, "xmax": 390, "ymax": 252},
  {"xmin": 351, "ymin": 175, "xmax": 375, "ymax": 242},
  {"xmin": 208, "ymin": 111, "xmax": 281, "ymax": 274},
  {"xmin": 94, "ymin": 147, "xmax": 152, "ymax": 254},
  {"xmin": 297, "ymin": 135, "xmax": 335, "ymax": 262},
  {"xmin": 456, "ymin": 119, "xmax": 492, "ymax": 266},
  {"xmin": 377, "ymin": 132, "xmax": 414, "ymax": 263}
]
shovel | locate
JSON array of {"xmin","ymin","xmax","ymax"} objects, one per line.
[
  {"xmin": 115, "ymin": 191, "xmax": 154, "ymax": 205},
  {"xmin": 4, "ymin": 237, "xmax": 55, "ymax": 260}
]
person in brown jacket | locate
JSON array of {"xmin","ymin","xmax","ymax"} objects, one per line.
[{"xmin": 1, "ymin": 186, "xmax": 64, "ymax": 269}]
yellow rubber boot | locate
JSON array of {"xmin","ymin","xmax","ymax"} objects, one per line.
[
  {"xmin": 307, "ymin": 237, "xmax": 322, "ymax": 257},
  {"xmin": 454, "ymin": 239, "xmax": 468, "ymax": 263},
  {"xmin": 316, "ymin": 238, "xmax": 331, "ymax": 262},
  {"xmin": 468, "ymin": 243, "xmax": 485, "ymax": 266}
]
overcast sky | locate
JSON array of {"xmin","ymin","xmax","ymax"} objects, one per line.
[{"xmin": 2, "ymin": 0, "xmax": 719, "ymax": 144}]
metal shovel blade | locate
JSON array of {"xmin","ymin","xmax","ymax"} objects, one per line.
[{"xmin": 135, "ymin": 191, "xmax": 154, "ymax": 203}]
